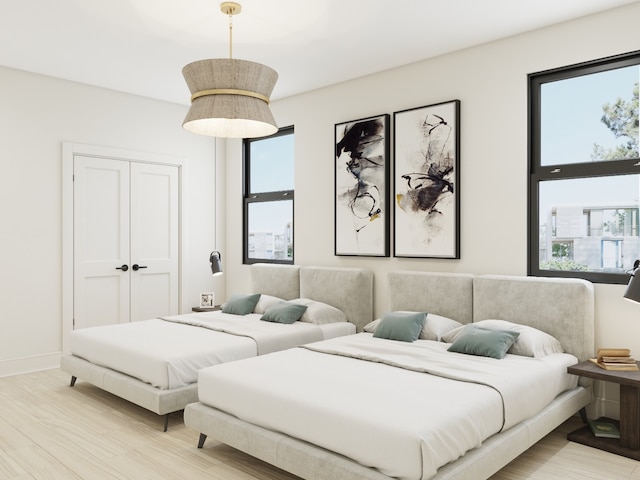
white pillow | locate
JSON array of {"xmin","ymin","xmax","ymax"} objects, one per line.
[
  {"xmin": 474, "ymin": 319, "xmax": 563, "ymax": 357},
  {"xmin": 423, "ymin": 314, "xmax": 463, "ymax": 341},
  {"xmin": 441, "ymin": 324, "xmax": 468, "ymax": 343},
  {"xmin": 253, "ymin": 295, "xmax": 285, "ymax": 314},
  {"xmin": 443, "ymin": 319, "xmax": 563, "ymax": 358},
  {"xmin": 365, "ymin": 312, "xmax": 462, "ymax": 341},
  {"xmin": 289, "ymin": 298, "xmax": 347, "ymax": 324}
]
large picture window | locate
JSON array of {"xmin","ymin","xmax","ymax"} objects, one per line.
[
  {"xmin": 529, "ymin": 51, "xmax": 640, "ymax": 284},
  {"xmin": 243, "ymin": 126, "xmax": 294, "ymax": 264}
]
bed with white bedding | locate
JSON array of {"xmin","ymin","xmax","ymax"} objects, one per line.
[
  {"xmin": 60, "ymin": 264, "xmax": 373, "ymax": 430},
  {"xmin": 184, "ymin": 271, "xmax": 595, "ymax": 480}
]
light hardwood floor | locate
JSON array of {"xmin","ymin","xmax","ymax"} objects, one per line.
[{"xmin": 1, "ymin": 368, "xmax": 639, "ymax": 480}]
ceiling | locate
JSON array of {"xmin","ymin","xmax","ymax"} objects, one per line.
[{"xmin": 1, "ymin": 0, "xmax": 637, "ymax": 105}]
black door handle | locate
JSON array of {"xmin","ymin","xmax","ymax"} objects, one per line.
[
  {"xmin": 115, "ymin": 264, "xmax": 129, "ymax": 272},
  {"xmin": 132, "ymin": 264, "xmax": 148, "ymax": 271}
]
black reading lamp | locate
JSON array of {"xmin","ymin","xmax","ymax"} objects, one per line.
[
  {"xmin": 624, "ymin": 259, "xmax": 640, "ymax": 304},
  {"xmin": 210, "ymin": 251, "xmax": 223, "ymax": 276}
]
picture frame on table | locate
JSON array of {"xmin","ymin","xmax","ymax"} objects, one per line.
[
  {"xmin": 393, "ymin": 100, "xmax": 460, "ymax": 259},
  {"xmin": 199, "ymin": 292, "xmax": 215, "ymax": 308},
  {"xmin": 334, "ymin": 113, "xmax": 390, "ymax": 257}
]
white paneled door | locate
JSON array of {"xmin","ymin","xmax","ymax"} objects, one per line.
[{"xmin": 73, "ymin": 156, "xmax": 179, "ymax": 329}]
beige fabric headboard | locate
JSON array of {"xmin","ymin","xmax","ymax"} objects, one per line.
[
  {"xmin": 473, "ymin": 275, "xmax": 595, "ymax": 362},
  {"xmin": 250, "ymin": 264, "xmax": 301, "ymax": 300},
  {"xmin": 300, "ymin": 266, "xmax": 374, "ymax": 332},
  {"xmin": 250, "ymin": 264, "xmax": 374, "ymax": 332},
  {"xmin": 387, "ymin": 270, "xmax": 595, "ymax": 362},
  {"xmin": 388, "ymin": 271, "xmax": 474, "ymax": 324}
]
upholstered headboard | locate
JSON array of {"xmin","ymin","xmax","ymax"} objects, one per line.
[
  {"xmin": 300, "ymin": 266, "xmax": 374, "ymax": 332},
  {"xmin": 388, "ymin": 271, "xmax": 474, "ymax": 324},
  {"xmin": 473, "ymin": 275, "xmax": 595, "ymax": 362},
  {"xmin": 251, "ymin": 264, "xmax": 301, "ymax": 300},
  {"xmin": 387, "ymin": 270, "xmax": 595, "ymax": 361},
  {"xmin": 250, "ymin": 264, "xmax": 374, "ymax": 332}
]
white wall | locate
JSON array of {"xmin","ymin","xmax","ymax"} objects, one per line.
[
  {"xmin": 223, "ymin": 3, "xmax": 640, "ymax": 417},
  {"xmin": 0, "ymin": 66, "xmax": 224, "ymax": 376}
]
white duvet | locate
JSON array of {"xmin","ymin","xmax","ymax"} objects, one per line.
[
  {"xmin": 69, "ymin": 311, "xmax": 347, "ymax": 389},
  {"xmin": 197, "ymin": 333, "xmax": 579, "ymax": 480}
]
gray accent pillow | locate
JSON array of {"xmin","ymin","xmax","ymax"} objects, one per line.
[
  {"xmin": 373, "ymin": 311, "xmax": 426, "ymax": 342},
  {"xmin": 365, "ymin": 312, "xmax": 461, "ymax": 341},
  {"xmin": 447, "ymin": 325, "xmax": 520, "ymax": 359},
  {"xmin": 261, "ymin": 302, "xmax": 308, "ymax": 324},
  {"xmin": 221, "ymin": 293, "xmax": 262, "ymax": 315}
]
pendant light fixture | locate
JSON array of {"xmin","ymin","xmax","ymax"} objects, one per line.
[{"xmin": 182, "ymin": 2, "xmax": 278, "ymax": 138}]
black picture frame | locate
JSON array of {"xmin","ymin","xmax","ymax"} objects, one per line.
[
  {"xmin": 334, "ymin": 114, "xmax": 390, "ymax": 257},
  {"xmin": 393, "ymin": 100, "xmax": 460, "ymax": 259}
]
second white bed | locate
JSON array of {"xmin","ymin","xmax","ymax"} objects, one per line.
[
  {"xmin": 196, "ymin": 333, "xmax": 579, "ymax": 480},
  {"xmin": 61, "ymin": 264, "xmax": 374, "ymax": 430},
  {"xmin": 69, "ymin": 312, "xmax": 353, "ymax": 390}
]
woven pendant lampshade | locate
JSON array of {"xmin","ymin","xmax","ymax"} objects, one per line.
[{"xmin": 182, "ymin": 2, "xmax": 278, "ymax": 138}]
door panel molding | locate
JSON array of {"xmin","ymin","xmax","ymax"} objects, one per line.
[{"xmin": 62, "ymin": 142, "xmax": 184, "ymax": 354}]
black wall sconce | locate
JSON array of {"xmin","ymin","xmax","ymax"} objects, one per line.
[{"xmin": 210, "ymin": 251, "xmax": 223, "ymax": 276}]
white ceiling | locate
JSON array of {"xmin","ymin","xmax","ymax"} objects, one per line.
[{"xmin": 1, "ymin": 0, "xmax": 637, "ymax": 105}]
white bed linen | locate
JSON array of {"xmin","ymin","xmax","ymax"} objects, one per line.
[
  {"xmin": 197, "ymin": 333, "xmax": 579, "ymax": 480},
  {"xmin": 69, "ymin": 311, "xmax": 348, "ymax": 389}
]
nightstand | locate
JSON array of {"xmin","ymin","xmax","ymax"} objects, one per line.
[
  {"xmin": 192, "ymin": 305, "xmax": 221, "ymax": 312},
  {"xmin": 567, "ymin": 360, "xmax": 640, "ymax": 460}
]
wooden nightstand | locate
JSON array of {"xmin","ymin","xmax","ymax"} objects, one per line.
[
  {"xmin": 567, "ymin": 360, "xmax": 640, "ymax": 460},
  {"xmin": 192, "ymin": 306, "xmax": 221, "ymax": 312}
]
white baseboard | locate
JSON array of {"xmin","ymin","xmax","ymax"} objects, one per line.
[{"xmin": 0, "ymin": 352, "xmax": 61, "ymax": 378}]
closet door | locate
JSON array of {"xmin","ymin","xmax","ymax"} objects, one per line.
[
  {"xmin": 73, "ymin": 156, "xmax": 179, "ymax": 329},
  {"xmin": 73, "ymin": 156, "xmax": 130, "ymax": 328},
  {"xmin": 129, "ymin": 162, "xmax": 179, "ymax": 322}
]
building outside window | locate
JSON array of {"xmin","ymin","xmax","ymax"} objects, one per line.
[
  {"xmin": 243, "ymin": 126, "xmax": 294, "ymax": 264},
  {"xmin": 529, "ymin": 51, "xmax": 640, "ymax": 284}
]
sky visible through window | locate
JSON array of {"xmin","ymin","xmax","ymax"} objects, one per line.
[
  {"xmin": 539, "ymin": 65, "xmax": 640, "ymax": 221},
  {"xmin": 249, "ymin": 133, "xmax": 294, "ymax": 233}
]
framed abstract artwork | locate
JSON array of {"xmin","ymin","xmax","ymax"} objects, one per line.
[
  {"xmin": 393, "ymin": 100, "xmax": 460, "ymax": 258},
  {"xmin": 335, "ymin": 114, "xmax": 390, "ymax": 256}
]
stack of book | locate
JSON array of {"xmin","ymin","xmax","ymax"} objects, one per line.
[{"xmin": 589, "ymin": 348, "xmax": 639, "ymax": 371}]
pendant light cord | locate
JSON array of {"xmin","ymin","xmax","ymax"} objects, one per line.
[{"xmin": 228, "ymin": 10, "xmax": 233, "ymax": 59}]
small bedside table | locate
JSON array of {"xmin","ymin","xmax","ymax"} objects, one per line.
[
  {"xmin": 567, "ymin": 360, "xmax": 640, "ymax": 460},
  {"xmin": 192, "ymin": 305, "xmax": 221, "ymax": 312}
]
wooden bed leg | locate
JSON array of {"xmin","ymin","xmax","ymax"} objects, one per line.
[
  {"xmin": 578, "ymin": 407, "xmax": 588, "ymax": 424},
  {"xmin": 163, "ymin": 414, "xmax": 170, "ymax": 432},
  {"xmin": 70, "ymin": 376, "xmax": 77, "ymax": 387},
  {"xmin": 197, "ymin": 433, "xmax": 207, "ymax": 448}
]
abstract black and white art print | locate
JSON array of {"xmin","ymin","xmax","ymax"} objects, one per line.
[
  {"xmin": 335, "ymin": 114, "xmax": 390, "ymax": 257},
  {"xmin": 393, "ymin": 100, "xmax": 460, "ymax": 258}
]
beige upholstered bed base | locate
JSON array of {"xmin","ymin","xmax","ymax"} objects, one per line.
[
  {"xmin": 184, "ymin": 271, "xmax": 595, "ymax": 479},
  {"xmin": 60, "ymin": 264, "xmax": 373, "ymax": 430},
  {"xmin": 185, "ymin": 386, "xmax": 590, "ymax": 480}
]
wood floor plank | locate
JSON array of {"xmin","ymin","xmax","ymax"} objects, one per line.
[{"xmin": 1, "ymin": 368, "xmax": 639, "ymax": 479}]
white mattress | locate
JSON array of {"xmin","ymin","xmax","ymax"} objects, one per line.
[
  {"xmin": 197, "ymin": 333, "xmax": 579, "ymax": 480},
  {"xmin": 70, "ymin": 311, "xmax": 354, "ymax": 389}
]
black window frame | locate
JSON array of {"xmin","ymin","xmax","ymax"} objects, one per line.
[
  {"xmin": 528, "ymin": 50, "xmax": 640, "ymax": 284},
  {"xmin": 243, "ymin": 125, "xmax": 295, "ymax": 265}
]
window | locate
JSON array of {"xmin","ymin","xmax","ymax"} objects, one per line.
[
  {"xmin": 529, "ymin": 51, "xmax": 640, "ymax": 284},
  {"xmin": 243, "ymin": 126, "xmax": 294, "ymax": 264}
]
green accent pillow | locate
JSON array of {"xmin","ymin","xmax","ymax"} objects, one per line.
[
  {"xmin": 447, "ymin": 325, "xmax": 520, "ymax": 359},
  {"xmin": 221, "ymin": 293, "xmax": 262, "ymax": 315},
  {"xmin": 373, "ymin": 311, "xmax": 426, "ymax": 342},
  {"xmin": 261, "ymin": 302, "xmax": 308, "ymax": 324}
]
